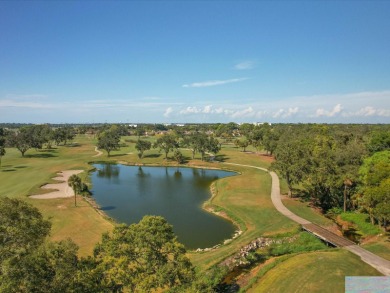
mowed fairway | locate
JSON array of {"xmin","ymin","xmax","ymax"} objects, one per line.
[
  {"xmin": 246, "ymin": 250, "xmax": 382, "ymax": 293},
  {"xmin": 189, "ymin": 150, "xmax": 298, "ymax": 269}
]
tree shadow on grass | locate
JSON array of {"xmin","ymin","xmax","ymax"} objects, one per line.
[
  {"xmin": 1, "ymin": 169, "xmax": 16, "ymax": 172},
  {"xmin": 25, "ymin": 153, "xmax": 57, "ymax": 158},
  {"xmin": 15, "ymin": 165, "xmax": 28, "ymax": 169},
  {"xmin": 108, "ymin": 153, "xmax": 128, "ymax": 157},
  {"xmin": 144, "ymin": 153, "xmax": 162, "ymax": 158},
  {"xmin": 215, "ymin": 154, "xmax": 229, "ymax": 162},
  {"xmin": 39, "ymin": 149, "xmax": 57, "ymax": 153},
  {"xmin": 65, "ymin": 143, "xmax": 81, "ymax": 147}
]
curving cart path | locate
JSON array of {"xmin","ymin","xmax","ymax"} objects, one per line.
[{"xmin": 223, "ymin": 162, "xmax": 390, "ymax": 276}]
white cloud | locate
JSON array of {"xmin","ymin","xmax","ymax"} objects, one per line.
[
  {"xmin": 163, "ymin": 107, "xmax": 173, "ymax": 118},
  {"xmin": 314, "ymin": 104, "xmax": 343, "ymax": 117},
  {"xmin": 203, "ymin": 105, "xmax": 213, "ymax": 113},
  {"xmin": 272, "ymin": 107, "xmax": 299, "ymax": 118},
  {"xmin": 2, "ymin": 90, "xmax": 389, "ymax": 123},
  {"xmin": 272, "ymin": 109, "xmax": 285, "ymax": 118},
  {"xmin": 180, "ymin": 106, "xmax": 200, "ymax": 114},
  {"xmin": 344, "ymin": 106, "xmax": 390, "ymax": 117},
  {"xmin": 182, "ymin": 78, "xmax": 248, "ymax": 88},
  {"xmin": 234, "ymin": 61, "xmax": 255, "ymax": 70},
  {"xmin": 231, "ymin": 107, "xmax": 254, "ymax": 118}
]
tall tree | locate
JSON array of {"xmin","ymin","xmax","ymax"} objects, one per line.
[
  {"xmin": 1, "ymin": 240, "xmax": 79, "ymax": 293},
  {"xmin": 97, "ymin": 130, "xmax": 121, "ymax": 157},
  {"xmin": 271, "ymin": 136, "xmax": 310, "ymax": 197},
  {"xmin": 68, "ymin": 174, "xmax": 82, "ymax": 207},
  {"xmin": 182, "ymin": 132, "xmax": 201, "ymax": 159},
  {"xmin": 262, "ymin": 126, "xmax": 280, "ymax": 155},
  {"xmin": 0, "ymin": 128, "xmax": 6, "ymax": 167},
  {"xmin": 234, "ymin": 138, "xmax": 250, "ymax": 152},
  {"xmin": 153, "ymin": 133, "xmax": 179, "ymax": 159},
  {"xmin": 0, "ymin": 197, "xmax": 51, "ymax": 263},
  {"xmin": 93, "ymin": 216, "xmax": 195, "ymax": 292},
  {"xmin": 135, "ymin": 139, "xmax": 151, "ymax": 159},
  {"xmin": 239, "ymin": 123, "xmax": 254, "ymax": 138},
  {"xmin": 7, "ymin": 128, "xmax": 33, "ymax": 157},
  {"xmin": 367, "ymin": 130, "xmax": 390, "ymax": 153},
  {"xmin": 358, "ymin": 151, "xmax": 390, "ymax": 226}
]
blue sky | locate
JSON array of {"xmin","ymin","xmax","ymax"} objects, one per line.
[{"xmin": 1, "ymin": 1, "xmax": 389, "ymax": 123}]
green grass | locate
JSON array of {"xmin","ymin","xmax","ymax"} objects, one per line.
[
  {"xmin": 0, "ymin": 135, "xmax": 113, "ymax": 256},
  {"xmin": 282, "ymin": 197, "xmax": 334, "ymax": 227},
  {"xmin": 266, "ymin": 232, "xmax": 327, "ymax": 256},
  {"xmin": 246, "ymin": 250, "xmax": 382, "ymax": 293},
  {"xmin": 189, "ymin": 157, "xmax": 298, "ymax": 270},
  {"xmin": 340, "ymin": 212, "xmax": 381, "ymax": 236},
  {"xmin": 363, "ymin": 241, "xmax": 390, "ymax": 261}
]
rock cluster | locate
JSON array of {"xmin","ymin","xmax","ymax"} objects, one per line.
[
  {"xmin": 220, "ymin": 237, "xmax": 282, "ymax": 270},
  {"xmin": 195, "ymin": 230, "xmax": 242, "ymax": 252}
]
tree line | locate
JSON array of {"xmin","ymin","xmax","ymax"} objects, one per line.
[
  {"xmin": 268, "ymin": 124, "xmax": 390, "ymax": 229},
  {"xmin": 1, "ymin": 123, "xmax": 388, "ymax": 228},
  {"xmin": 96, "ymin": 125, "xmax": 221, "ymax": 162},
  {"xmin": 0, "ymin": 125, "xmax": 75, "ymax": 158}
]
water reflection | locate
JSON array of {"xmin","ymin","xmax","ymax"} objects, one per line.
[
  {"xmin": 174, "ymin": 169, "xmax": 182, "ymax": 179},
  {"xmin": 137, "ymin": 166, "xmax": 150, "ymax": 178},
  {"xmin": 91, "ymin": 164, "xmax": 237, "ymax": 249},
  {"xmin": 97, "ymin": 164, "xmax": 120, "ymax": 178}
]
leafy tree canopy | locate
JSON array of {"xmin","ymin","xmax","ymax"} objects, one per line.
[{"xmin": 93, "ymin": 216, "xmax": 195, "ymax": 292}]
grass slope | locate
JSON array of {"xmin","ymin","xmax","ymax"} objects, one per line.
[
  {"xmin": 246, "ymin": 250, "xmax": 382, "ymax": 293},
  {"xmin": 282, "ymin": 196, "xmax": 334, "ymax": 227}
]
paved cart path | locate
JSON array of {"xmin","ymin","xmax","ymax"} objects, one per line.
[{"xmin": 223, "ymin": 162, "xmax": 390, "ymax": 276}]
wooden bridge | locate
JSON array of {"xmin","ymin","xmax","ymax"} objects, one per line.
[{"xmin": 302, "ymin": 223, "xmax": 355, "ymax": 247}]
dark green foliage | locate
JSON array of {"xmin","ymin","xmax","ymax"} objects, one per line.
[
  {"xmin": 53, "ymin": 126, "xmax": 75, "ymax": 146},
  {"xmin": 182, "ymin": 132, "xmax": 221, "ymax": 161},
  {"xmin": 0, "ymin": 128, "xmax": 5, "ymax": 167},
  {"xmin": 357, "ymin": 151, "xmax": 390, "ymax": 227},
  {"xmin": 68, "ymin": 174, "xmax": 83, "ymax": 206},
  {"xmin": 368, "ymin": 131, "xmax": 390, "ymax": 153},
  {"xmin": 153, "ymin": 133, "xmax": 179, "ymax": 159},
  {"xmin": 268, "ymin": 124, "xmax": 372, "ymax": 212},
  {"xmin": 1, "ymin": 198, "xmax": 195, "ymax": 292},
  {"xmin": 1, "ymin": 240, "xmax": 79, "ymax": 293},
  {"xmin": 340, "ymin": 212, "xmax": 381, "ymax": 236},
  {"xmin": 0, "ymin": 197, "xmax": 51, "ymax": 262},
  {"xmin": 271, "ymin": 134, "xmax": 310, "ymax": 197},
  {"xmin": 234, "ymin": 138, "xmax": 250, "ymax": 152},
  {"xmin": 97, "ymin": 128, "xmax": 121, "ymax": 157},
  {"xmin": 93, "ymin": 216, "xmax": 195, "ymax": 292},
  {"xmin": 169, "ymin": 265, "xmax": 228, "ymax": 293},
  {"xmin": 135, "ymin": 139, "xmax": 151, "ymax": 158},
  {"xmin": 6, "ymin": 127, "xmax": 33, "ymax": 156},
  {"xmin": 173, "ymin": 149, "xmax": 185, "ymax": 164}
]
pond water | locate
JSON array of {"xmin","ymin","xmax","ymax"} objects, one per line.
[{"xmin": 91, "ymin": 164, "xmax": 237, "ymax": 249}]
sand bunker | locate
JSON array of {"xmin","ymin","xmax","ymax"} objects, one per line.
[{"xmin": 30, "ymin": 170, "xmax": 84, "ymax": 199}]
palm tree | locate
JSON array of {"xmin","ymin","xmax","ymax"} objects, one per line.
[{"xmin": 68, "ymin": 174, "xmax": 82, "ymax": 207}]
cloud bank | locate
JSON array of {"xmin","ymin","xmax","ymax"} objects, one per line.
[{"xmin": 1, "ymin": 90, "xmax": 389, "ymax": 123}]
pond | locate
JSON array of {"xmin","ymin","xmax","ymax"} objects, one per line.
[{"xmin": 91, "ymin": 164, "xmax": 237, "ymax": 249}]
